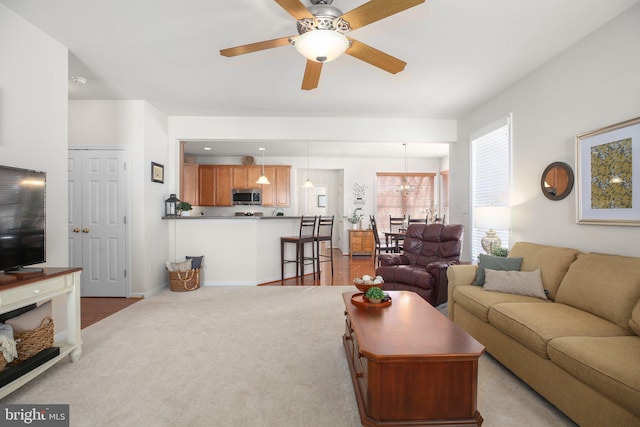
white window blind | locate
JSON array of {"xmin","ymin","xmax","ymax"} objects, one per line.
[
  {"xmin": 375, "ymin": 173, "xmax": 435, "ymax": 233},
  {"xmin": 471, "ymin": 116, "xmax": 512, "ymax": 262}
]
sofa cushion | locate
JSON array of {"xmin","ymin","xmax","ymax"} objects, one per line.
[
  {"xmin": 507, "ymin": 242, "xmax": 580, "ymax": 300},
  {"xmin": 548, "ymin": 336, "xmax": 640, "ymax": 416},
  {"xmin": 630, "ymin": 299, "xmax": 640, "ymax": 336},
  {"xmin": 472, "ymin": 254, "xmax": 522, "ymax": 286},
  {"xmin": 555, "ymin": 252, "xmax": 640, "ymax": 330},
  {"xmin": 453, "ymin": 285, "xmax": 549, "ymax": 322},
  {"xmin": 484, "ymin": 268, "xmax": 547, "ymax": 299},
  {"xmin": 488, "ymin": 302, "xmax": 631, "ymax": 359}
]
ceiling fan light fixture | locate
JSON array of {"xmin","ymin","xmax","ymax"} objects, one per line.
[{"xmin": 294, "ymin": 30, "xmax": 349, "ymax": 63}]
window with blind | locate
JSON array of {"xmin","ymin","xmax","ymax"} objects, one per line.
[
  {"xmin": 471, "ymin": 116, "xmax": 512, "ymax": 262},
  {"xmin": 375, "ymin": 173, "xmax": 435, "ymax": 233}
]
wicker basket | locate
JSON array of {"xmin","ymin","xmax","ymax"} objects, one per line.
[
  {"xmin": 0, "ymin": 354, "xmax": 7, "ymax": 372},
  {"xmin": 9, "ymin": 316, "xmax": 54, "ymax": 365},
  {"xmin": 168, "ymin": 268, "xmax": 200, "ymax": 292}
]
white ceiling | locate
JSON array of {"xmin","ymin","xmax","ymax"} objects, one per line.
[{"xmin": 2, "ymin": 0, "xmax": 637, "ymax": 158}]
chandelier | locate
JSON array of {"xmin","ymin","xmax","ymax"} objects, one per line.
[{"xmin": 396, "ymin": 143, "xmax": 413, "ymax": 195}]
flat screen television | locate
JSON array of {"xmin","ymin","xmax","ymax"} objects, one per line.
[{"xmin": 0, "ymin": 164, "xmax": 46, "ymax": 273}]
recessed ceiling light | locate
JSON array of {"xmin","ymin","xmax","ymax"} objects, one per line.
[
  {"xmin": 71, "ymin": 75, "xmax": 87, "ymax": 85},
  {"xmin": 203, "ymin": 147, "xmax": 211, "ymax": 151}
]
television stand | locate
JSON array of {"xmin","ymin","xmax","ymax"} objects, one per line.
[
  {"xmin": 0, "ymin": 268, "xmax": 82, "ymax": 398},
  {"xmin": 5, "ymin": 267, "xmax": 45, "ymax": 280}
]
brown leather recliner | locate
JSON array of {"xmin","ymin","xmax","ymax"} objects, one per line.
[{"xmin": 375, "ymin": 223, "xmax": 464, "ymax": 306}]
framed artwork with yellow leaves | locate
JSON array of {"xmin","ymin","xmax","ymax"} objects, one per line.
[{"xmin": 576, "ymin": 116, "xmax": 640, "ymax": 225}]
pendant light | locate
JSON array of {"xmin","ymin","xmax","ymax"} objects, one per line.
[
  {"xmin": 397, "ymin": 143, "xmax": 412, "ymax": 195},
  {"xmin": 303, "ymin": 142, "xmax": 314, "ymax": 188},
  {"xmin": 256, "ymin": 147, "xmax": 270, "ymax": 185}
]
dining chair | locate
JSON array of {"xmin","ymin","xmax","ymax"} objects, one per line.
[
  {"xmin": 389, "ymin": 216, "xmax": 405, "ymax": 233},
  {"xmin": 433, "ymin": 214, "xmax": 446, "ymax": 224},
  {"xmin": 407, "ymin": 215, "xmax": 427, "ymax": 224},
  {"xmin": 370, "ymin": 216, "xmax": 394, "ymax": 266},
  {"xmin": 280, "ymin": 216, "xmax": 317, "ymax": 282}
]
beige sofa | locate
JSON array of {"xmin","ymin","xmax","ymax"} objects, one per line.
[{"xmin": 447, "ymin": 242, "xmax": 640, "ymax": 427}]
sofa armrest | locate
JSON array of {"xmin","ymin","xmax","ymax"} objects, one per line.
[
  {"xmin": 446, "ymin": 264, "xmax": 478, "ymax": 320},
  {"xmin": 379, "ymin": 254, "xmax": 410, "ymax": 266}
]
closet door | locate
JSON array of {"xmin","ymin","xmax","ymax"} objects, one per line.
[{"xmin": 69, "ymin": 150, "xmax": 128, "ymax": 297}]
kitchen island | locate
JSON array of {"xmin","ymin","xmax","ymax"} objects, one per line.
[{"xmin": 165, "ymin": 216, "xmax": 307, "ymax": 285}]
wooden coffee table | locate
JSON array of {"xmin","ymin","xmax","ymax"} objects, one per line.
[{"xmin": 342, "ymin": 291, "xmax": 485, "ymax": 426}]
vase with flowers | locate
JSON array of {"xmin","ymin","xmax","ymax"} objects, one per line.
[{"xmin": 345, "ymin": 208, "xmax": 364, "ymax": 229}]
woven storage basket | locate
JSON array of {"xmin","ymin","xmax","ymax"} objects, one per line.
[
  {"xmin": 10, "ymin": 316, "xmax": 54, "ymax": 365},
  {"xmin": 0, "ymin": 354, "xmax": 7, "ymax": 372},
  {"xmin": 168, "ymin": 268, "xmax": 200, "ymax": 292}
]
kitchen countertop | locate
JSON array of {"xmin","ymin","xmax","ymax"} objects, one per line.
[{"xmin": 162, "ymin": 215, "xmax": 301, "ymax": 220}]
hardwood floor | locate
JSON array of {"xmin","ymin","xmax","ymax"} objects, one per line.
[
  {"xmin": 81, "ymin": 248, "xmax": 373, "ymax": 328},
  {"xmin": 81, "ymin": 297, "xmax": 141, "ymax": 329},
  {"xmin": 261, "ymin": 248, "xmax": 376, "ymax": 286}
]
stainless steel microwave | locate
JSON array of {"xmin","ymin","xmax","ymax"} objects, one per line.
[{"xmin": 232, "ymin": 188, "xmax": 262, "ymax": 206}]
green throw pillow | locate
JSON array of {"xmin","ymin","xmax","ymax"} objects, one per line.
[{"xmin": 472, "ymin": 254, "xmax": 523, "ymax": 286}]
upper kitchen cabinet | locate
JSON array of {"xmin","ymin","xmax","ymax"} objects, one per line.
[
  {"xmin": 198, "ymin": 165, "xmax": 216, "ymax": 206},
  {"xmin": 198, "ymin": 165, "xmax": 233, "ymax": 207},
  {"xmin": 193, "ymin": 164, "xmax": 290, "ymax": 207},
  {"xmin": 261, "ymin": 166, "xmax": 290, "ymax": 207},
  {"xmin": 181, "ymin": 163, "xmax": 199, "ymax": 205},
  {"xmin": 232, "ymin": 165, "xmax": 261, "ymax": 189},
  {"xmin": 215, "ymin": 166, "xmax": 233, "ymax": 206}
]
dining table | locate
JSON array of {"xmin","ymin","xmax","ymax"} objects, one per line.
[{"xmin": 383, "ymin": 231, "xmax": 406, "ymax": 253}]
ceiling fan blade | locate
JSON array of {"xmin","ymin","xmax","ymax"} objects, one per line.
[
  {"xmin": 220, "ymin": 36, "xmax": 293, "ymax": 57},
  {"xmin": 341, "ymin": 0, "xmax": 425, "ymax": 31},
  {"xmin": 301, "ymin": 60, "xmax": 322, "ymax": 90},
  {"xmin": 346, "ymin": 39, "xmax": 406, "ymax": 74},
  {"xmin": 274, "ymin": 0, "xmax": 314, "ymax": 20}
]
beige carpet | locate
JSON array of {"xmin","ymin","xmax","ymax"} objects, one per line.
[{"xmin": 2, "ymin": 286, "xmax": 576, "ymax": 426}]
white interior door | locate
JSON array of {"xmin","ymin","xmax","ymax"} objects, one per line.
[{"xmin": 68, "ymin": 150, "xmax": 128, "ymax": 297}]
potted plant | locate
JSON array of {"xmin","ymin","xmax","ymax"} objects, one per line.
[
  {"xmin": 364, "ymin": 286, "xmax": 385, "ymax": 304},
  {"xmin": 491, "ymin": 247, "xmax": 509, "ymax": 257},
  {"xmin": 345, "ymin": 207, "xmax": 364, "ymax": 229},
  {"xmin": 179, "ymin": 201, "xmax": 193, "ymax": 216}
]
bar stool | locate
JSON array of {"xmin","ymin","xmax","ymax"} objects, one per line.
[
  {"xmin": 281, "ymin": 216, "xmax": 317, "ymax": 282},
  {"xmin": 314, "ymin": 215, "xmax": 334, "ymax": 280}
]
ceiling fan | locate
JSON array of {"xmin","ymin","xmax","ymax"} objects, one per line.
[{"xmin": 220, "ymin": 0, "xmax": 426, "ymax": 90}]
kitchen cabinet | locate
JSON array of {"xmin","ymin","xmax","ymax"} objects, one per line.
[
  {"xmin": 215, "ymin": 166, "xmax": 233, "ymax": 206},
  {"xmin": 198, "ymin": 165, "xmax": 216, "ymax": 206},
  {"xmin": 232, "ymin": 166, "xmax": 261, "ymax": 189},
  {"xmin": 181, "ymin": 163, "xmax": 199, "ymax": 205},
  {"xmin": 196, "ymin": 165, "xmax": 289, "ymax": 207},
  {"xmin": 274, "ymin": 166, "xmax": 290, "ymax": 207},
  {"xmin": 260, "ymin": 166, "xmax": 290, "ymax": 207},
  {"xmin": 199, "ymin": 166, "xmax": 232, "ymax": 206}
]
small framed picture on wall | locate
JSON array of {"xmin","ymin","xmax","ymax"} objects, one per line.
[
  {"xmin": 151, "ymin": 162, "xmax": 164, "ymax": 183},
  {"xmin": 317, "ymin": 194, "xmax": 327, "ymax": 208}
]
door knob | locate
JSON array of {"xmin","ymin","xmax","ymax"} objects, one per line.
[
  {"xmin": 73, "ymin": 228, "xmax": 80, "ymax": 233},
  {"xmin": 82, "ymin": 228, "xmax": 90, "ymax": 233}
]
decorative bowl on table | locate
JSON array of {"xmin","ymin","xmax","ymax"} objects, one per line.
[{"xmin": 353, "ymin": 275, "xmax": 384, "ymax": 293}]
